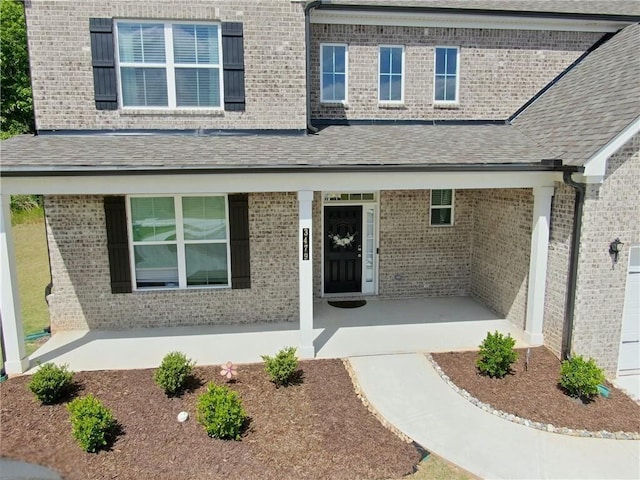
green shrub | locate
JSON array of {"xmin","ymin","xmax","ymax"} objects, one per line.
[
  {"xmin": 28, "ymin": 362, "xmax": 74, "ymax": 404},
  {"xmin": 67, "ymin": 395, "xmax": 117, "ymax": 453},
  {"xmin": 196, "ymin": 383, "xmax": 247, "ymax": 440},
  {"xmin": 476, "ymin": 331, "xmax": 518, "ymax": 378},
  {"xmin": 154, "ymin": 351, "xmax": 195, "ymax": 396},
  {"xmin": 261, "ymin": 346, "xmax": 299, "ymax": 386},
  {"xmin": 560, "ymin": 355, "xmax": 605, "ymax": 399}
]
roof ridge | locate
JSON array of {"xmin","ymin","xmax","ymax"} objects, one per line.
[{"xmin": 509, "ymin": 30, "xmax": 618, "ymax": 123}]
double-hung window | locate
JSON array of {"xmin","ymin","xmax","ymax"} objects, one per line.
[
  {"xmin": 434, "ymin": 47, "xmax": 459, "ymax": 103},
  {"xmin": 378, "ymin": 45, "xmax": 404, "ymax": 103},
  {"xmin": 320, "ymin": 44, "xmax": 348, "ymax": 103},
  {"xmin": 430, "ymin": 190, "xmax": 454, "ymax": 226},
  {"xmin": 116, "ymin": 21, "xmax": 223, "ymax": 108},
  {"xmin": 129, "ymin": 195, "xmax": 230, "ymax": 289}
]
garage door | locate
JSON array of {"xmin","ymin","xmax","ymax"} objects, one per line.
[{"xmin": 618, "ymin": 245, "xmax": 640, "ymax": 374}]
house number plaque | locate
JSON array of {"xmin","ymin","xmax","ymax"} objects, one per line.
[{"xmin": 302, "ymin": 228, "xmax": 310, "ymax": 261}]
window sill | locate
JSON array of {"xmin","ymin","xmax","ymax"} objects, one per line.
[
  {"xmin": 320, "ymin": 101, "xmax": 349, "ymax": 108},
  {"xmin": 120, "ymin": 108, "xmax": 226, "ymax": 116},
  {"xmin": 133, "ymin": 285, "xmax": 231, "ymax": 293},
  {"xmin": 378, "ymin": 103, "xmax": 406, "ymax": 110},
  {"xmin": 433, "ymin": 102, "xmax": 460, "ymax": 110}
]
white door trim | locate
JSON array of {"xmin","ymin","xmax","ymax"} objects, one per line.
[{"xmin": 321, "ymin": 192, "xmax": 379, "ymax": 297}]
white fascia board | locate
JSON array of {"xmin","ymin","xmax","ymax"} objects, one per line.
[
  {"xmin": 1, "ymin": 170, "xmax": 560, "ymax": 195},
  {"xmin": 310, "ymin": 10, "xmax": 628, "ymax": 32},
  {"xmin": 583, "ymin": 115, "xmax": 640, "ymax": 182}
]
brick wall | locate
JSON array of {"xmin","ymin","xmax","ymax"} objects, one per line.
[
  {"xmin": 572, "ymin": 133, "xmax": 640, "ymax": 375},
  {"xmin": 378, "ymin": 190, "xmax": 473, "ymax": 297},
  {"xmin": 310, "ymin": 24, "xmax": 602, "ymax": 120},
  {"xmin": 25, "ymin": 0, "xmax": 307, "ymax": 131},
  {"xmin": 470, "ymin": 189, "xmax": 533, "ymax": 328},
  {"xmin": 543, "ymin": 182, "xmax": 574, "ymax": 358},
  {"xmin": 45, "ymin": 193, "xmax": 299, "ymax": 330}
]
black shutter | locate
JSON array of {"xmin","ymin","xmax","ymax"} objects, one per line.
[
  {"xmin": 104, "ymin": 196, "xmax": 132, "ymax": 294},
  {"xmin": 229, "ymin": 194, "xmax": 251, "ymax": 289},
  {"xmin": 221, "ymin": 22, "xmax": 246, "ymax": 112},
  {"xmin": 90, "ymin": 18, "xmax": 118, "ymax": 110}
]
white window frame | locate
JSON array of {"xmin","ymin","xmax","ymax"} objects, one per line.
[
  {"xmin": 126, "ymin": 194, "xmax": 231, "ymax": 290},
  {"xmin": 114, "ymin": 20, "xmax": 224, "ymax": 110},
  {"xmin": 433, "ymin": 46, "xmax": 460, "ymax": 105},
  {"xmin": 430, "ymin": 189, "xmax": 455, "ymax": 227},
  {"xmin": 378, "ymin": 45, "xmax": 405, "ymax": 104},
  {"xmin": 320, "ymin": 43, "xmax": 348, "ymax": 104}
]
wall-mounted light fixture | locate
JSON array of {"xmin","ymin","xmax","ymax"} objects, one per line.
[{"xmin": 609, "ymin": 237, "xmax": 624, "ymax": 266}]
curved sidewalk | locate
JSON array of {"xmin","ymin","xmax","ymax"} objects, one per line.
[{"xmin": 349, "ymin": 353, "xmax": 640, "ymax": 480}]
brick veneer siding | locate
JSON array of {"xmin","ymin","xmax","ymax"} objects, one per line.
[
  {"xmin": 25, "ymin": 0, "xmax": 307, "ymax": 131},
  {"xmin": 470, "ymin": 189, "xmax": 533, "ymax": 328},
  {"xmin": 542, "ymin": 182, "xmax": 575, "ymax": 358},
  {"xmin": 377, "ymin": 190, "xmax": 473, "ymax": 297},
  {"xmin": 310, "ymin": 24, "xmax": 601, "ymax": 121},
  {"xmin": 44, "ymin": 193, "xmax": 298, "ymax": 330},
  {"xmin": 571, "ymin": 133, "xmax": 640, "ymax": 375}
]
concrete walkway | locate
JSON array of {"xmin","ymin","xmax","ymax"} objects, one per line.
[{"xmin": 349, "ymin": 353, "xmax": 640, "ymax": 480}]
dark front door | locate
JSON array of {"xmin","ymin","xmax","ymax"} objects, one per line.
[{"xmin": 324, "ymin": 206, "xmax": 362, "ymax": 294}]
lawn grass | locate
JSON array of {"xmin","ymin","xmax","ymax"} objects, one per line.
[
  {"xmin": 11, "ymin": 207, "xmax": 51, "ymax": 355},
  {"xmin": 404, "ymin": 454, "xmax": 474, "ymax": 480}
]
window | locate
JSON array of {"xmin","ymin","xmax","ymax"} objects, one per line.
[
  {"xmin": 116, "ymin": 21, "xmax": 223, "ymax": 108},
  {"xmin": 430, "ymin": 190, "xmax": 454, "ymax": 226},
  {"xmin": 128, "ymin": 195, "xmax": 230, "ymax": 289},
  {"xmin": 379, "ymin": 46, "xmax": 404, "ymax": 103},
  {"xmin": 321, "ymin": 44, "xmax": 347, "ymax": 103},
  {"xmin": 434, "ymin": 47, "xmax": 459, "ymax": 103}
]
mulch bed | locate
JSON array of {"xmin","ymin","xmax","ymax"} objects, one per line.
[
  {"xmin": 432, "ymin": 347, "xmax": 640, "ymax": 433},
  {"xmin": 0, "ymin": 359, "xmax": 422, "ymax": 480}
]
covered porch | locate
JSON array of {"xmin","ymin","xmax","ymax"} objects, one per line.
[{"xmin": 25, "ymin": 296, "xmax": 528, "ymax": 373}]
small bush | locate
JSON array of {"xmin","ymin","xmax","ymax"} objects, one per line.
[
  {"xmin": 67, "ymin": 395, "xmax": 117, "ymax": 453},
  {"xmin": 196, "ymin": 383, "xmax": 247, "ymax": 440},
  {"xmin": 154, "ymin": 351, "xmax": 195, "ymax": 396},
  {"xmin": 262, "ymin": 346, "xmax": 299, "ymax": 386},
  {"xmin": 477, "ymin": 331, "xmax": 518, "ymax": 378},
  {"xmin": 28, "ymin": 362, "xmax": 74, "ymax": 404},
  {"xmin": 560, "ymin": 355, "xmax": 605, "ymax": 400}
]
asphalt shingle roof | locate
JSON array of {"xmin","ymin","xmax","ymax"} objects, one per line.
[
  {"xmin": 512, "ymin": 23, "xmax": 640, "ymax": 166},
  {"xmin": 320, "ymin": 1, "xmax": 640, "ymax": 17},
  {"xmin": 0, "ymin": 124, "xmax": 557, "ymax": 174}
]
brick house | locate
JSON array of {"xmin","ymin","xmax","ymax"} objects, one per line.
[{"xmin": 1, "ymin": 1, "xmax": 638, "ymax": 378}]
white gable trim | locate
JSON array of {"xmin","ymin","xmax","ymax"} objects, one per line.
[
  {"xmin": 310, "ymin": 10, "xmax": 631, "ymax": 32},
  {"xmin": 582, "ymin": 115, "xmax": 640, "ymax": 183}
]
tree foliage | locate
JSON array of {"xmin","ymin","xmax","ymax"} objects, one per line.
[{"xmin": 1, "ymin": 0, "xmax": 34, "ymax": 139}]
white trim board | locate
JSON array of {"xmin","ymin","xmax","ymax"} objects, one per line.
[
  {"xmin": 582, "ymin": 115, "xmax": 640, "ymax": 182},
  {"xmin": 310, "ymin": 10, "xmax": 631, "ymax": 32},
  {"xmin": 1, "ymin": 171, "xmax": 561, "ymax": 195}
]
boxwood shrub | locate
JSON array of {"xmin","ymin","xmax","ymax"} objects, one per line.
[
  {"xmin": 560, "ymin": 355, "xmax": 605, "ymax": 400},
  {"xmin": 154, "ymin": 351, "xmax": 195, "ymax": 396},
  {"xmin": 28, "ymin": 362, "xmax": 74, "ymax": 404},
  {"xmin": 477, "ymin": 331, "xmax": 518, "ymax": 378},
  {"xmin": 262, "ymin": 346, "xmax": 299, "ymax": 387},
  {"xmin": 67, "ymin": 395, "xmax": 117, "ymax": 453},
  {"xmin": 196, "ymin": 383, "xmax": 247, "ymax": 440}
]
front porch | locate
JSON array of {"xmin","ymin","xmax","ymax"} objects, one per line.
[{"xmin": 26, "ymin": 296, "xmax": 529, "ymax": 373}]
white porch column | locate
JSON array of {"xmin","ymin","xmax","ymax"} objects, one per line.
[
  {"xmin": 298, "ymin": 190, "xmax": 315, "ymax": 358},
  {"xmin": 0, "ymin": 194, "xmax": 29, "ymax": 374},
  {"xmin": 524, "ymin": 186, "xmax": 554, "ymax": 345}
]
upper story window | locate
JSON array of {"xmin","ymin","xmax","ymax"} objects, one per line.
[
  {"xmin": 321, "ymin": 44, "xmax": 348, "ymax": 103},
  {"xmin": 128, "ymin": 195, "xmax": 230, "ymax": 289},
  {"xmin": 434, "ymin": 47, "xmax": 459, "ymax": 103},
  {"xmin": 378, "ymin": 45, "xmax": 404, "ymax": 103},
  {"xmin": 116, "ymin": 21, "xmax": 223, "ymax": 108},
  {"xmin": 430, "ymin": 189, "xmax": 454, "ymax": 226}
]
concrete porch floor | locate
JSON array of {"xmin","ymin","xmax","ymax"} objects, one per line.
[{"xmin": 26, "ymin": 296, "xmax": 529, "ymax": 373}]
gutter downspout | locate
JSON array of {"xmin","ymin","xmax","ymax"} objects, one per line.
[
  {"xmin": 561, "ymin": 170, "xmax": 586, "ymax": 360},
  {"xmin": 304, "ymin": 1, "xmax": 322, "ymax": 134}
]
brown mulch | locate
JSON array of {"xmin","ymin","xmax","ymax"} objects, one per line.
[
  {"xmin": 0, "ymin": 360, "xmax": 422, "ymax": 480},
  {"xmin": 432, "ymin": 347, "xmax": 640, "ymax": 433}
]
